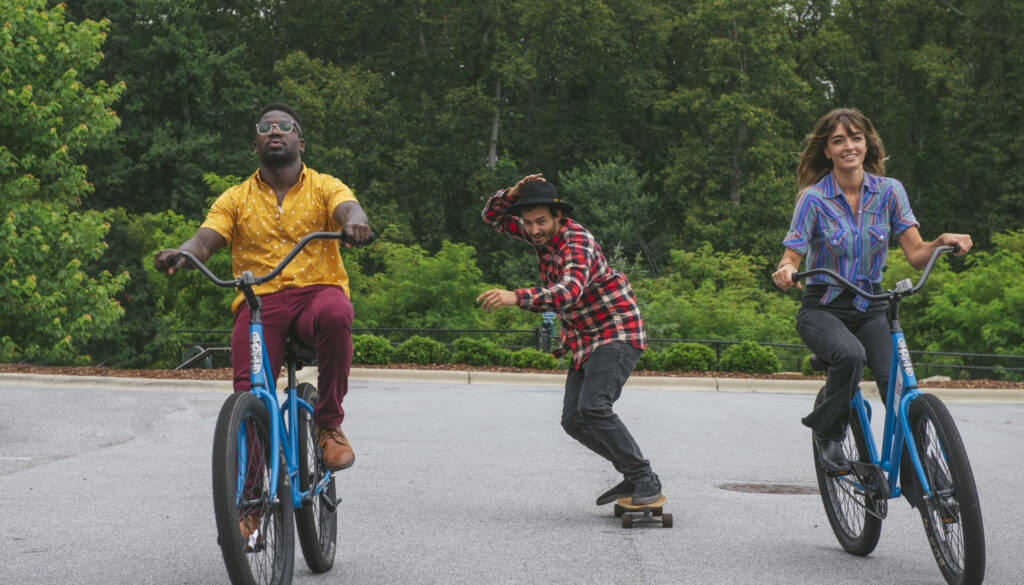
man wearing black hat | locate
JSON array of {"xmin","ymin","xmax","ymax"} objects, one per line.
[{"xmin": 478, "ymin": 174, "xmax": 663, "ymax": 506}]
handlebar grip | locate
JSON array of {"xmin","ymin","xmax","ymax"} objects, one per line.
[{"xmin": 341, "ymin": 231, "xmax": 377, "ymax": 247}]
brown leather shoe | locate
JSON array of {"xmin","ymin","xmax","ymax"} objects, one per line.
[
  {"xmin": 239, "ymin": 513, "xmax": 261, "ymax": 550},
  {"xmin": 318, "ymin": 426, "xmax": 355, "ymax": 470}
]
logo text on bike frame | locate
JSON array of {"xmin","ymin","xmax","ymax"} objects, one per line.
[
  {"xmin": 250, "ymin": 332, "xmax": 262, "ymax": 375},
  {"xmin": 897, "ymin": 337, "xmax": 914, "ymax": 378}
]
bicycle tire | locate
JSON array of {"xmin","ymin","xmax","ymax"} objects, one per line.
[
  {"xmin": 294, "ymin": 382, "xmax": 338, "ymax": 573},
  {"xmin": 212, "ymin": 392, "xmax": 295, "ymax": 585},
  {"xmin": 908, "ymin": 393, "xmax": 985, "ymax": 585},
  {"xmin": 812, "ymin": 392, "xmax": 883, "ymax": 556}
]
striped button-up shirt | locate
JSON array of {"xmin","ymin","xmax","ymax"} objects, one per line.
[
  {"xmin": 784, "ymin": 172, "xmax": 919, "ymax": 311},
  {"xmin": 482, "ymin": 189, "xmax": 646, "ymax": 366}
]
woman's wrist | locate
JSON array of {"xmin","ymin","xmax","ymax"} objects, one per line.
[{"xmin": 776, "ymin": 260, "xmax": 795, "ymax": 271}]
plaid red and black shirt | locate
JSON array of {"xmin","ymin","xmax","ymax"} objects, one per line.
[{"xmin": 482, "ymin": 188, "xmax": 646, "ymax": 367}]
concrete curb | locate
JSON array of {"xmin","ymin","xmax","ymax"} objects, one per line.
[{"xmin": 3, "ymin": 368, "xmax": 1021, "ymax": 402}]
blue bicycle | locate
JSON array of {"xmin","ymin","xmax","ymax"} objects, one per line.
[
  {"xmin": 174, "ymin": 231, "xmax": 372, "ymax": 585},
  {"xmin": 794, "ymin": 245, "xmax": 985, "ymax": 585}
]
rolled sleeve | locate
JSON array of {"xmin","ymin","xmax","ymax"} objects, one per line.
[
  {"xmin": 783, "ymin": 191, "xmax": 817, "ymax": 255},
  {"xmin": 887, "ymin": 179, "xmax": 919, "ymax": 236},
  {"xmin": 199, "ymin": 189, "xmax": 238, "ymax": 243}
]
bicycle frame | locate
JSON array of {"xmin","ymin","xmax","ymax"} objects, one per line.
[
  {"xmin": 796, "ymin": 244, "xmax": 958, "ymax": 504},
  {"xmin": 174, "ymin": 230, "xmax": 370, "ymax": 512},
  {"xmin": 849, "ymin": 326, "xmax": 935, "ymax": 501},
  {"xmin": 239, "ymin": 301, "xmax": 324, "ymax": 510}
]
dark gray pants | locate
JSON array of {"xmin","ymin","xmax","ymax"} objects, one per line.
[
  {"xmin": 561, "ymin": 341, "xmax": 652, "ymax": 480},
  {"xmin": 796, "ymin": 288, "xmax": 890, "ymax": 440}
]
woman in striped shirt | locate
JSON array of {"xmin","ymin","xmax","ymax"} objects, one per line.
[{"xmin": 771, "ymin": 108, "xmax": 972, "ymax": 473}]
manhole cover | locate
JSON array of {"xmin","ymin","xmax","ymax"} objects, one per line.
[{"xmin": 718, "ymin": 483, "xmax": 818, "ymax": 495}]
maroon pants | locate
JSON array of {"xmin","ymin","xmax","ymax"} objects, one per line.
[{"xmin": 231, "ymin": 284, "xmax": 353, "ymax": 428}]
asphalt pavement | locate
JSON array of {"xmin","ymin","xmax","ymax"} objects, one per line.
[{"xmin": 1, "ymin": 371, "xmax": 1021, "ymax": 585}]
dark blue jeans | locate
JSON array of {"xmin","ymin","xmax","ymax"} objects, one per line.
[
  {"xmin": 796, "ymin": 286, "xmax": 891, "ymax": 440},
  {"xmin": 561, "ymin": 341, "xmax": 652, "ymax": 480}
]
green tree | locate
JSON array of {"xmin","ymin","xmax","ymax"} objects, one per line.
[
  {"xmin": 1, "ymin": 0, "xmax": 128, "ymax": 364},
  {"xmin": 67, "ymin": 0, "xmax": 270, "ymax": 218},
  {"xmin": 656, "ymin": 0, "xmax": 815, "ymax": 261},
  {"xmin": 561, "ymin": 157, "xmax": 661, "ymax": 273},
  {"xmin": 635, "ymin": 242, "xmax": 801, "ymax": 343}
]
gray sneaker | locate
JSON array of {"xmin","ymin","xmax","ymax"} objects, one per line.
[
  {"xmin": 631, "ymin": 473, "xmax": 662, "ymax": 505},
  {"xmin": 596, "ymin": 479, "xmax": 634, "ymax": 506}
]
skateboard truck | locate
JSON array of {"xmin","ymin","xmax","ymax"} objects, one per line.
[{"xmin": 613, "ymin": 495, "xmax": 672, "ymax": 528}]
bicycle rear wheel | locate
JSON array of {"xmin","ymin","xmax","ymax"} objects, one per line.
[
  {"xmin": 212, "ymin": 392, "xmax": 295, "ymax": 585},
  {"xmin": 812, "ymin": 393, "xmax": 883, "ymax": 556},
  {"xmin": 294, "ymin": 383, "xmax": 338, "ymax": 573},
  {"xmin": 908, "ymin": 393, "xmax": 985, "ymax": 585}
]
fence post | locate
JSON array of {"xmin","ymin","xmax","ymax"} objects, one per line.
[{"xmin": 538, "ymin": 312, "xmax": 556, "ymax": 353}]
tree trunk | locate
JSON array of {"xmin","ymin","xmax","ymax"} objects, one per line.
[{"xmin": 488, "ymin": 79, "xmax": 502, "ymax": 169}]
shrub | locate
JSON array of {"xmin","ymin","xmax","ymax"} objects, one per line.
[
  {"xmin": 634, "ymin": 349, "xmax": 659, "ymax": 371},
  {"xmin": 451, "ymin": 338, "xmax": 512, "ymax": 366},
  {"xmin": 352, "ymin": 334, "xmax": 393, "ymax": 365},
  {"xmin": 393, "ymin": 335, "xmax": 449, "ymax": 365},
  {"xmin": 655, "ymin": 342, "xmax": 716, "ymax": 372},
  {"xmin": 801, "ymin": 354, "xmax": 816, "ymax": 376},
  {"xmin": 509, "ymin": 348, "xmax": 559, "ymax": 370},
  {"xmin": 719, "ymin": 341, "xmax": 780, "ymax": 374}
]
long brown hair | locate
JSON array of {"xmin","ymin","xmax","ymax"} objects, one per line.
[{"xmin": 796, "ymin": 108, "xmax": 886, "ymax": 191}]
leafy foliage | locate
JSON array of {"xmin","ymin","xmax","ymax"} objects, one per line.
[
  {"xmin": 451, "ymin": 338, "xmax": 512, "ymax": 367},
  {"xmin": 718, "ymin": 341, "xmax": 780, "ymax": 374},
  {"xmin": 635, "ymin": 242, "xmax": 801, "ymax": 343},
  {"xmin": 393, "ymin": 335, "xmax": 450, "ymax": 365},
  {"xmin": 0, "ymin": 203, "xmax": 127, "ymax": 364},
  {"xmin": 509, "ymin": 348, "xmax": 559, "ymax": 370},
  {"xmin": 635, "ymin": 349, "xmax": 660, "ymax": 372},
  {"xmin": 352, "ymin": 334, "xmax": 393, "ymax": 365},
  {"xmin": 0, "ymin": 1, "xmax": 127, "ymax": 364},
  {"xmin": 656, "ymin": 342, "xmax": 717, "ymax": 372}
]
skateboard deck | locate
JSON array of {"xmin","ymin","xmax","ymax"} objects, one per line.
[{"xmin": 613, "ymin": 495, "xmax": 672, "ymax": 528}]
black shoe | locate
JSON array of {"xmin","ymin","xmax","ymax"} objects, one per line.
[
  {"xmin": 596, "ymin": 479, "xmax": 634, "ymax": 506},
  {"xmin": 815, "ymin": 435, "xmax": 851, "ymax": 475},
  {"xmin": 631, "ymin": 473, "xmax": 662, "ymax": 505}
]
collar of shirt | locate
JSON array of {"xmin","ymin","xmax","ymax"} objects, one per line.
[{"xmin": 253, "ymin": 163, "xmax": 309, "ymax": 197}]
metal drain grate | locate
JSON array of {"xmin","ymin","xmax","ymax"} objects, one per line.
[{"xmin": 718, "ymin": 483, "xmax": 819, "ymax": 495}]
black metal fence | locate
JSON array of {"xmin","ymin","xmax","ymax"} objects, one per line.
[{"xmin": 174, "ymin": 327, "xmax": 1024, "ymax": 380}]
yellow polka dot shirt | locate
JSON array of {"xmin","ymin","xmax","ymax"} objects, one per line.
[{"xmin": 200, "ymin": 165, "xmax": 358, "ymax": 313}]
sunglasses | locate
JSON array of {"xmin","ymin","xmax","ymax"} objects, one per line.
[{"xmin": 255, "ymin": 121, "xmax": 298, "ymax": 135}]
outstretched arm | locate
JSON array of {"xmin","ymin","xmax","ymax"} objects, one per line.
[
  {"xmin": 897, "ymin": 226, "xmax": 972, "ymax": 270},
  {"xmin": 332, "ymin": 200, "xmax": 372, "ymax": 246},
  {"xmin": 153, "ymin": 228, "xmax": 227, "ymax": 274}
]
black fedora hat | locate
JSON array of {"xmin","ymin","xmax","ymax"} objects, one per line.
[{"xmin": 507, "ymin": 180, "xmax": 573, "ymax": 216}]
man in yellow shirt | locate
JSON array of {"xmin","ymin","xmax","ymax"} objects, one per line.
[{"xmin": 154, "ymin": 103, "xmax": 371, "ymax": 471}]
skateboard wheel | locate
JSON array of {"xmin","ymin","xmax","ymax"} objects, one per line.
[
  {"xmin": 613, "ymin": 505, "xmax": 624, "ymax": 518},
  {"xmin": 662, "ymin": 513, "xmax": 673, "ymax": 528},
  {"xmin": 622, "ymin": 515, "xmax": 633, "ymax": 529},
  {"xmin": 652, "ymin": 506, "xmax": 663, "ymax": 516}
]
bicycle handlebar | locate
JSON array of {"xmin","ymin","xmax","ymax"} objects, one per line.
[
  {"xmin": 791, "ymin": 244, "xmax": 958, "ymax": 300},
  {"xmin": 172, "ymin": 231, "xmax": 376, "ymax": 290}
]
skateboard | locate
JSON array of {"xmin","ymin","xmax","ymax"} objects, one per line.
[{"xmin": 613, "ymin": 494, "xmax": 672, "ymax": 528}]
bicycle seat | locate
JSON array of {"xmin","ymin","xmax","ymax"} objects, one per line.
[
  {"xmin": 285, "ymin": 338, "xmax": 317, "ymax": 369},
  {"xmin": 808, "ymin": 355, "xmax": 830, "ymax": 372}
]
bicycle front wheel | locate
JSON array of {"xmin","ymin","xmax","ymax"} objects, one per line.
[
  {"xmin": 908, "ymin": 393, "xmax": 985, "ymax": 585},
  {"xmin": 212, "ymin": 392, "xmax": 295, "ymax": 585},
  {"xmin": 812, "ymin": 393, "xmax": 883, "ymax": 556},
  {"xmin": 294, "ymin": 383, "xmax": 338, "ymax": 573}
]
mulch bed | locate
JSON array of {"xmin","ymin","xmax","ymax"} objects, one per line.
[{"xmin": 2, "ymin": 362, "xmax": 1022, "ymax": 390}]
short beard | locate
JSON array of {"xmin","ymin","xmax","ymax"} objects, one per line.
[{"xmin": 260, "ymin": 149, "xmax": 294, "ymax": 167}]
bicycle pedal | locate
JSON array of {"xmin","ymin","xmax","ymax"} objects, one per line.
[{"xmin": 321, "ymin": 492, "xmax": 341, "ymax": 512}]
